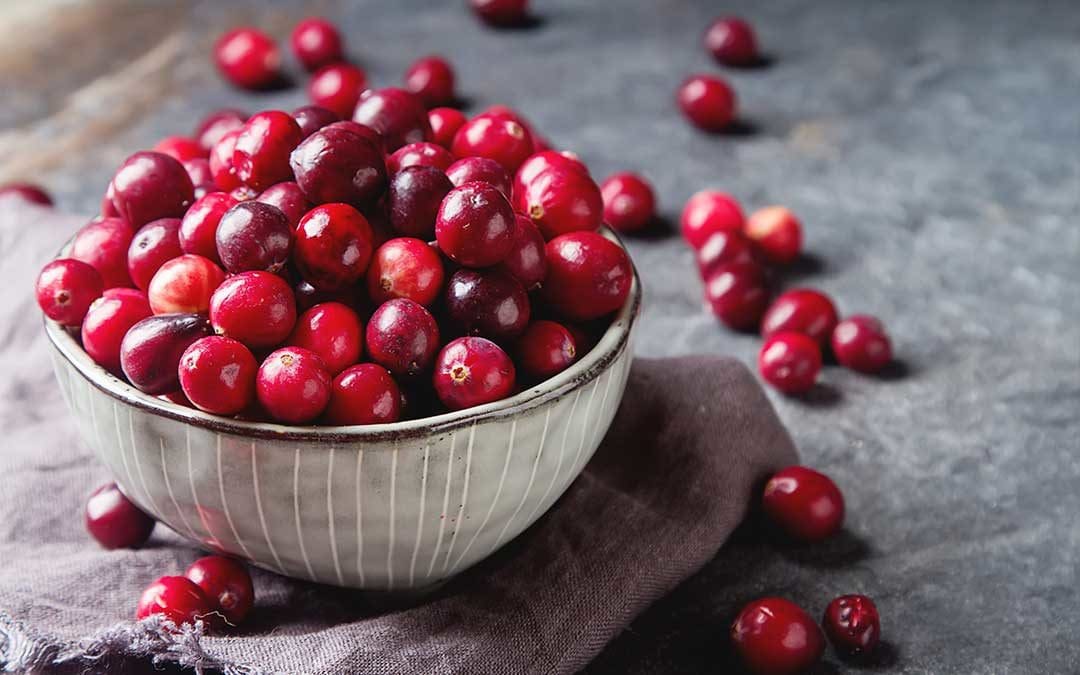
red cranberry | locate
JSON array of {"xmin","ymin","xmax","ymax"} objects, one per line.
[
  {"xmin": 286, "ymin": 302, "xmax": 363, "ymax": 375},
  {"xmin": 210, "ymin": 272, "xmax": 297, "ymax": 349},
  {"xmin": 763, "ymin": 465, "xmax": 845, "ymax": 541},
  {"xmin": 230, "ymin": 185, "xmax": 259, "ymax": 202},
  {"xmin": 436, "ymin": 182, "xmax": 515, "ymax": 267},
  {"xmin": 387, "ymin": 142, "xmax": 455, "ymax": 174},
  {"xmin": 256, "ymin": 347, "xmax": 332, "ymax": 424},
  {"xmin": 290, "ymin": 122, "xmax": 387, "ymax": 208},
  {"xmin": 71, "ymin": 217, "xmax": 135, "ymax": 289},
  {"xmin": 196, "ymin": 109, "xmax": 247, "ymax": 151},
  {"xmin": 184, "ymin": 556, "xmax": 255, "ymax": 627},
  {"xmin": 541, "ymin": 231, "xmax": 632, "ymax": 321},
  {"xmin": 308, "ymin": 63, "xmax": 367, "ymax": 119},
  {"xmin": 731, "ymin": 597, "xmax": 825, "ymax": 675},
  {"xmin": 85, "ymin": 482, "xmax": 155, "ymax": 549},
  {"xmin": 704, "ymin": 17, "xmax": 759, "ymax": 66},
  {"xmin": 352, "ymin": 87, "xmax": 431, "ymax": 152},
  {"xmin": 428, "ymin": 107, "xmax": 467, "ymax": 149},
  {"xmin": 136, "ymin": 576, "xmax": 215, "ymax": 627},
  {"xmin": 214, "ymin": 27, "xmax": 281, "ymax": 90},
  {"xmin": 600, "ymin": 172, "xmax": 656, "ymax": 233},
  {"xmin": 215, "ymin": 201, "xmax": 293, "ymax": 274},
  {"xmin": 514, "ymin": 150, "xmax": 589, "ymax": 199},
  {"xmin": 36, "ymin": 259, "xmax": 103, "ymax": 326},
  {"xmin": 179, "ymin": 336, "xmax": 258, "ymax": 415},
  {"xmin": 291, "ymin": 105, "xmax": 341, "ymax": 139},
  {"xmin": 445, "ymin": 268, "xmax": 531, "ymax": 341},
  {"xmin": 291, "ymin": 17, "xmax": 344, "ymax": 71},
  {"xmin": 824, "ymin": 594, "xmax": 881, "ymax": 657},
  {"xmin": 0, "ymin": 182, "xmax": 52, "ymax": 206},
  {"xmin": 404, "ymin": 55, "xmax": 456, "ymax": 108},
  {"xmin": 256, "ymin": 181, "xmax": 311, "ymax": 230},
  {"xmin": 758, "ymin": 332, "xmax": 822, "ymax": 394},
  {"xmin": 515, "ymin": 320, "xmax": 576, "ymax": 379},
  {"xmin": 109, "ymin": 151, "xmax": 194, "ymax": 229},
  {"xmin": 294, "ymin": 203, "xmax": 374, "ymax": 290},
  {"xmin": 209, "ymin": 129, "xmax": 244, "ymax": 192},
  {"xmin": 179, "ymin": 192, "xmax": 238, "ymax": 263},
  {"xmin": 452, "ymin": 114, "xmax": 534, "ymax": 173},
  {"xmin": 761, "ymin": 289, "xmax": 839, "ymax": 346},
  {"xmin": 366, "ymin": 299, "xmax": 440, "ymax": 376},
  {"xmin": 325, "ymin": 363, "xmax": 403, "ymax": 425},
  {"xmin": 233, "ymin": 111, "xmax": 303, "ymax": 191},
  {"xmin": 152, "ymin": 136, "xmax": 206, "ymax": 163},
  {"xmin": 121, "ymin": 313, "xmax": 211, "ymax": 394},
  {"xmin": 745, "ymin": 206, "xmax": 803, "ymax": 265},
  {"xmin": 183, "ymin": 159, "xmax": 215, "ymax": 196},
  {"xmin": 496, "ymin": 214, "xmax": 547, "ymax": 289},
  {"xmin": 704, "ymin": 261, "xmax": 769, "ymax": 331},
  {"xmin": 681, "ymin": 190, "xmax": 745, "ymax": 248},
  {"xmin": 366, "ymin": 237, "xmax": 445, "ymax": 306},
  {"xmin": 470, "ymin": 0, "xmax": 530, "ymax": 26},
  {"xmin": 516, "ymin": 167, "xmax": 604, "ymax": 239},
  {"xmin": 696, "ymin": 230, "xmax": 755, "ymax": 278},
  {"xmin": 677, "ymin": 74, "xmax": 737, "ymax": 132},
  {"xmin": 445, "ymin": 156, "xmax": 511, "ymax": 198},
  {"xmin": 81, "ymin": 289, "xmax": 152, "ymax": 373},
  {"xmin": 387, "ymin": 165, "xmax": 454, "ymax": 240},
  {"xmin": 832, "ymin": 315, "xmax": 893, "ymax": 374},
  {"xmin": 148, "ymin": 254, "xmax": 226, "ymax": 315},
  {"xmin": 126, "ymin": 219, "xmax": 182, "ymax": 291},
  {"xmin": 433, "ymin": 337, "xmax": 516, "ymax": 410}
]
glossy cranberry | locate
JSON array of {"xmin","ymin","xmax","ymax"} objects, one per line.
[
  {"xmin": 677, "ymin": 74, "xmax": 737, "ymax": 132},
  {"xmin": 325, "ymin": 363, "xmax": 403, "ymax": 425},
  {"xmin": 0, "ymin": 182, "xmax": 52, "ymax": 206},
  {"xmin": 352, "ymin": 87, "xmax": 431, "ymax": 152},
  {"xmin": 293, "ymin": 203, "xmax": 373, "ymax": 290},
  {"xmin": 81, "ymin": 289, "xmax": 152, "ymax": 373},
  {"xmin": 600, "ymin": 172, "xmax": 655, "ymax": 233},
  {"xmin": 824, "ymin": 594, "xmax": 881, "ymax": 657},
  {"xmin": 496, "ymin": 214, "xmax": 547, "ymax": 289},
  {"xmin": 452, "ymin": 114, "xmax": 534, "ymax": 173},
  {"xmin": 85, "ymin": 482, "xmax": 155, "ymax": 549},
  {"xmin": 447, "ymin": 269, "xmax": 531, "ymax": 340},
  {"xmin": 404, "ymin": 56, "xmax": 455, "ymax": 108},
  {"xmin": 745, "ymin": 206, "xmax": 803, "ymax": 265},
  {"xmin": 290, "ymin": 122, "xmax": 387, "ymax": 208},
  {"xmin": 470, "ymin": 0, "xmax": 530, "ymax": 26},
  {"xmin": 214, "ymin": 27, "xmax": 281, "ymax": 90},
  {"xmin": 832, "ymin": 315, "xmax": 893, "ymax": 374},
  {"xmin": 433, "ymin": 337, "xmax": 516, "ymax": 410},
  {"xmin": 256, "ymin": 346, "xmax": 332, "ymax": 424},
  {"xmin": 213, "ymin": 201, "xmax": 293, "ymax": 275},
  {"xmin": 445, "ymin": 156, "xmax": 512, "ymax": 198},
  {"xmin": 70, "ymin": 217, "xmax": 135, "ymax": 289},
  {"xmin": 704, "ymin": 261, "xmax": 769, "ymax": 331},
  {"xmin": 704, "ymin": 17, "xmax": 759, "ymax": 66},
  {"xmin": 153, "ymin": 136, "xmax": 207, "ymax": 163},
  {"xmin": 695, "ymin": 230, "xmax": 755, "ymax": 278},
  {"xmin": 233, "ymin": 111, "xmax": 303, "ymax": 191},
  {"xmin": 761, "ymin": 289, "xmax": 839, "ymax": 346},
  {"xmin": 515, "ymin": 320, "xmax": 576, "ymax": 379},
  {"xmin": 366, "ymin": 237, "xmax": 445, "ymax": 306},
  {"xmin": 386, "ymin": 166, "xmax": 453, "ymax": 240},
  {"xmin": 183, "ymin": 159, "xmax": 215, "ymax": 196},
  {"xmin": 125, "ymin": 219, "xmax": 181, "ymax": 291},
  {"xmin": 36, "ymin": 259, "xmax": 103, "ymax": 326},
  {"xmin": 763, "ymin": 465, "xmax": 845, "ymax": 541},
  {"xmin": 147, "ymin": 255, "xmax": 226, "ymax": 315},
  {"xmin": 435, "ymin": 182, "xmax": 515, "ymax": 267},
  {"xmin": 136, "ymin": 576, "xmax": 215, "ymax": 627},
  {"xmin": 179, "ymin": 192, "xmax": 236, "ymax": 263},
  {"xmin": 120, "ymin": 313, "xmax": 211, "ymax": 394},
  {"xmin": 256, "ymin": 182, "xmax": 311, "ymax": 230},
  {"xmin": 195, "ymin": 109, "xmax": 247, "ymax": 151},
  {"xmin": 514, "ymin": 150, "xmax": 590, "ymax": 199},
  {"xmin": 210, "ymin": 272, "xmax": 297, "ymax": 349},
  {"xmin": 516, "ymin": 167, "xmax": 603, "ymax": 239},
  {"xmin": 681, "ymin": 190, "xmax": 745, "ymax": 248},
  {"xmin": 109, "ymin": 151, "xmax": 195, "ymax": 229},
  {"xmin": 731, "ymin": 597, "xmax": 825, "ymax": 675},
  {"xmin": 365, "ymin": 299, "xmax": 440, "ymax": 376},
  {"xmin": 387, "ymin": 142, "xmax": 455, "ymax": 174},
  {"xmin": 758, "ymin": 332, "xmax": 822, "ymax": 394},
  {"xmin": 428, "ymin": 107, "xmax": 467, "ymax": 149},
  {"xmin": 179, "ymin": 336, "xmax": 258, "ymax": 414},
  {"xmin": 541, "ymin": 231, "xmax": 632, "ymax": 321},
  {"xmin": 308, "ymin": 63, "xmax": 367, "ymax": 119},
  {"xmin": 184, "ymin": 556, "xmax": 255, "ymax": 627},
  {"xmin": 290, "ymin": 17, "xmax": 344, "ymax": 71},
  {"xmin": 287, "ymin": 107, "xmax": 336, "ymax": 142},
  {"xmin": 230, "ymin": 185, "xmax": 259, "ymax": 202},
  {"xmin": 209, "ymin": 128, "xmax": 244, "ymax": 192},
  {"xmin": 286, "ymin": 302, "xmax": 363, "ymax": 375}
]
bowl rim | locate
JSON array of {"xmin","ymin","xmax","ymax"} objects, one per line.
[{"xmin": 46, "ymin": 229, "xmax": 642, "ymax": 443}]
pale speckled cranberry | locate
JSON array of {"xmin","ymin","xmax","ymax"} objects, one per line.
[
  {"xmin": 366, "ymin": 237, "xmax": 445, "ymax": 307},
  {"xmin": 147, "ymin": 254, "xmax": 226, "ymax": 315}
]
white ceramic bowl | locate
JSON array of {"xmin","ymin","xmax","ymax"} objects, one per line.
[{"xmin": 46, "ymin": 235, "xmax": 640, "ymax": 590}]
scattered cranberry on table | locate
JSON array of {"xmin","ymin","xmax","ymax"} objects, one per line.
[
  {"xmin": 823, "ymin": 594, "xmax": 881, "ymax": 657},
  {"xmin": 136, "ymin": 575, "xmax": 216, "ymax": 628},
  {"xmin": 695, "ymin": 230, "xmax": 756, "ymax": 279},
  {"xmin": 680, "ymin": 190, "xmax": 745, "ymax": 248},
  {"xmin": 256, "ymin": 347, "xmax": 333, "ymax": 424},
  {"xmin": 677, "ymin": 74, "xmax": 737, "ymax": 132},
  {"xmin": 600, "ymin": 172, "xmax": 656, "ymax": 233},
  {"xmin": 758, "ymin": 331, "xmax": 822, "ymax": 394},
  {"xmin": 704, "ymin": 261, "xmax": 770, "ymax": 331},
  {"xmin": 214, "ymin": 27, "xmax": 281, "ymax": 90},
  {"xmin": 761, "ymin": 288, "xmax": 839, "ymax": 347},
  {"xmin": 731, "ymin": 597, "xmax": 825, "ymax": 675},
  {"xmin": 184, "ymin": 555, "xmax": 255, "ymax": 627},
  {"xmin": 352, "ymin": 87, "xmax": 432, "ymax": 152},
  {"xmin": 290, "ymin": 17, "xmax": 344, "ymax": 72},
  {"xmin": 308, "ymin": 63, "xmax": 368, "ymax": 119},
  {"xmin": 832, "ymin": 315, "xmax": 893, "ymax": 374},
  {"xmin": 404, "ymin": 55, "xmax": 456, "ymax": 108},
  {"xmin": 0, "ymin": 182, "xmax": 52, "ymax": 206},
  {"xmin": 325, "ymin": 363, "xmax": 403, "ymax": 425},
  {"xmin": 179, "ymin": 336, "xmax": 258, "ymax": 415},
  {"xmin": 469, "ymin": 0, "xmax": 530, "ymax": 27},
  {"xmin": 704, "ymin": 17, "xmax": 760, "ymax": 67},
  {"xmin": 85, "ymin": 482, "xmax": 155, "ymax": 550},
  {"xmin": 428, "ymin": 107, "xmax": 468, "ymax": 149},
  {"xmin": 286, "ymin": 302, "xmax": 364, "ymax": 375},
  {"xmin": 762, "ymin": 466, "xmax": 845, "ymax": 542},
  {"xmin": 35, "ymin": 259, "xmax": 104, "ymax": 327},
  {"xmin": 434, "ymin": 336, "xmax": 516, "ymax": 410},
  {"xmin": 745, "ymin": 206, "xmax": 803, "ymax": 265}
]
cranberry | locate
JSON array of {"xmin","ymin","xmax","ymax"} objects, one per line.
[
  {"xmin": 677, "ymin": 74, "xmax": 737, "ymax": 132},
  {"xmin": 761, "ymin": 289, "xmax": 839, "ymax": 346},
  {"xmin": 325, "ymin": 363, "xmax": 403, "ymax": 425},
  {"xmin": 352, "ymin": 87, "xmax": 431, "ymax": 152},
  {"xmin": 125, "ymin": 219, "xmax": 181, "ymax": 291},
  {"xmin": 256, "ymin": 181, "xmax": 311, "ymax": 230},
  {"xmin": 152, "ymin": 137, "xmax": 206, "ymax": 165},
  {"xmin": 514, "ymin": 150, "xmax": 589, "ymax": 199},
  {"xmin": 290, "ymin": 122, "xmax": 387, "ymax": 208},
  {"xmin": 209, "ymin": 129, "xmax": 244, "ymax": 192},
  {"xmin": 109, "ymin": 151, "xmax": 194, "ymax": 229},
  {"xmin": 70, "ymin": 217, "xmax": 135, "ymax": 289},
  {"xmin": 230, "ymin": 185, "xmax": 259, "ymax": 202},
  {"xmin": 256, "ymin": 347, "xmax": 332, "ymax": 424},
  {"xmin": 600, "ymin": 172, "xmax": 656, "ymax": 233},
  {"xmin": 386, "ymin": 165, "xmax": 454, "ymax": 240},
  {"xmin": 731, "ymin": 597, "xmax": 825, "ymax": 675},
  {"xmin": 428, "ymin": 107, "xmax": 467, "ymax": 149},
  {"xmin": 365, "ymin": 299, "xmax": 440, "ymax": 376},
  {"xmin": 541, "ymin": 231, "xmax": 632, "ymax": 321},
  {"xmin": 0, "ymin": 182, "xmax": 52, "ymax": 206},
  {"xmin": 496, "ymin": 214, "xmax": 547, "ymax": 289},
  {"xmin": 824, "ymin": 594, "xmax": 881, "ymax": 657},
  {"xmin": 120, "ymin": 313, "xmax": 211, "ymax": 394},
  {"xmin": 148, "ymin": 254, "xmax": 226, "ymax": 315},
  {"xmin": 681, "ymin": 190, "xmax": 745, "ymax": 248},
  {"xmin": 745, "ymin": 206, "xmax": 803, "ymax": 265},
  {"xmin": 215, "ymin": 201, "xmax": 293, "ymax": 274},
  {"xmin": 387, "ymin": 142, "xmax": 455, "ymax": 174},
  {"xmin": 758, "ymin": 332, "xmax": 822, "ymax": 394},
  {"xmin": 136, "ymin": 576, "xmax": 216, "ymax": 627},
  {"xmin": 233, "ymin": 111, "xmax": 303, "ymax": 191},
  {"xmin": 214, "ymin": 27, "xmax": 281, "ymax": 90},
  {"xmin": 210, "ymin": 272, "xmax": 297, "ymax": 349},
  {"xmin": 445, "ymin": 156, "xmax": 511, "ymax": 198},
  {"xmin": 294, "ymin": 203, "xmax": 373, "ymax": 290},
  {"xmin": 286, "ymin": 302, "xmax": 363, "ymax": 375},
  {"xmin": 435, "ymin": 181, "xmax": 515, "ymax": 267},
  {"xmin": 433, "ymin": 337, "xmax": 516, "ymax": 410},
  {"xmin": 452, "ymin": 114, "xmax": 534, "ymax": 173},
  {"xmin": 183, "ymin": 159, "xmax": 215, "ymax": 196},
  {"xmin": 404, "ymin": 55, "xmax": 456, "ymax": 108},
  {"xmin": 470, "ymin": 0, "xmax": 530, "ymax": 26},
  {"xmin": 81, "ymin": 289, "xmax": 152, "ymax": 373},
  {"xmin": 516, "ymin": 167, "xmax": 603, "ymax": 239},
  {"xmin": 763, "ymin": 465, "xmax": 845, "ymax": 541},
  {"xmin": 291, "ymin": 17, "xmax": 344, "ymax": 71},
  {"xmin": 36, "ymin": 259, "xmax": 103, "ymax": 326},
  {"xmin": 366, "ymin": 237, "xmax": 445, "ymax": 306},
  {"xmin": 179, "ymin": 336, "xmax": 258, "ymax": 415},
  {"xmin": 179, "ymin": 192, "xmax": 237, "ymax": 263},
  {"xmin": 445, "ymin": 269, "xmax": 530, "ymax": 341},
  {"xmin": 704, "ymin": 261, "xmax": 769, "ymax": 331},
  {"xmin": 85, "ymin": 482, "xmax": 155, "ymax": 549},
  {"xmin": 832, "ymin": 315, "xmax": 893, "ymax": 374},
  {"xmin": 308, "ymin": 63, "xmax": 367, "ymax": 119},
  {"xmin": 704, "ymin": 17, "xmax": 759, "ymax": 66},
  {"xmin": 695, "ymin": 230, "xmax": 755, "ymax": 278},
  {"xmin": 195, "ymin": 109, "xmax": 247, "ymax": 151},
  {"xmin": 291, "ymin": 105, "xmax": 341, "ymax": 140},
  {"xmin": 184, "ymin": 555, "xmax": 255, "ymax": 626},
  {"xmin": 515, "ymin": 320, "xmax": 576, "ymax": 379}
]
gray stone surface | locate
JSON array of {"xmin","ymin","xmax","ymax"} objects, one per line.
[{"xmin": 3, "ymin": 0, "xmax": 1078, "ymax": 672}]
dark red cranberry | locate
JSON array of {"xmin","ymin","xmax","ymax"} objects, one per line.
[
  {"xmin": 179, "ymin": 336, "xmax": 258, "ymax": 415},
  {"xmin": 148, "ymin": 254, "xmax": 226, "ymax": 315},
  {"xmin": 704, "ymin": 17, "xmax": 759, "ymax": 66},
  {"xmin": 428, "ymin": 107, "xmax": 467, "ymax": 149},
  {"xmin": 352, "ymin": 87, "xmax": 431, "ymax": 152},
  {"xmin": 515, "ymin": 320, "xmax": 576, "ymax": 379},
  {"xmin": 127, "ymin": 218, "xmax": 183, "ymax": 291},
  {"xmin": 109, "ymin": 151, "xmax": 195, "ymax": 229},
  {"xmin": 696, "ymin": 230, "xmax": 755, "ymax": 278},
  {"xmin": 763, "ymin": 465, "xmax": 845, "ymax": 541},
  {"xmin": 514, "ymin": 150, "xmax": 589, "ymax": 199},
  {"xmin": 325, "ymin": 363, "xmax": 403, "ymax": 425},
  {"xmin": 209, "ymin": 128, "xmax": 244, "ymax": 191},
  {"xmin": 210, "ymin": 271, "xmax": 297, "ymax": 349},
  {"xmin": 445, "ymin": 269, "xmax": 530, "ymax": 341},
  {"xmin": 256, "ymin": 181, "xmax": 311, "ymax": 230},
  {"xmin": 496, "ymin": 214, "xmax": 547, "ymax": 289},
  {"xmin": 136, "ymin": 576, "xmax": 215, "ymax": 627},
  {"xmin": 541, "ymin": 231, "xmax": 632, "ymax": 321},
  {"xmin": 386, "ymin": 165, "xmax": 454, "ymax": 240},
  {"xmin": 184, "ymin": 556, "xmax": 255, "ymax": 627},
  {"xmin": 404, "ymin": 55, "xmax": 456, "ymax": 108},
  {"xmin": 292, "ymin": 278, "xmax": 356, "ymax": 313},
  {"xmin": 215, "ymin": 201, "xmax": 293, "ymax": 274},
  {"xmin": 758, "ymin": 332, "xmax": 822, "ymax": 394},
  {"xmin": 704, "ymin": 261, "xmax": 769, "ymax": 331},
  {"xmin": 761, "ymin": 289, "xmax": 839, "ymax": 346},
  {"xmin": 290, "ymin": 122, "xmax": 387, "ymax": 208},
  {"xmin": 179, "ymin": 192, "xmax": 238, "ymax": 263},
  {"xmin": 36, "ymin": 259, "xmax": 103, "ymax": 326},
  {"xmin": 452, "ymin": 114, "xmax": 534, "ymax": 172},
  {"xmin": 433, "ymin": 337, "xmax": 516, "ymax": 410},
  {"xmin": 70, "ymin": 217, "xmax": 135, "ymax": 289},
  {"xmin": 387, "ymin": 142, "xmax": 455, "ymax": 174},
  {"xmin": 745, "ymin": 206, "xmax": 803, "ymax": 265},
  {"xmin": 286, "ymin": 302, "xmax": 363, "ymax": 375},
  {"xmin": 516, "ymin": 167, "xmax": 604, "ymax": 239},
  {"xmin": 308, "ymin": 63, "xmax": 368, "ymax": 119},
  {"xmin": 470, "ymin": 0, "xmax": 530, "ymax": 26},
  {"xmin": 731, "ymin": 597, "xmax": 825, "ymax": 675},
  {"xmin": 153, "ymin": 136, "xmax": 206, "ymax": 163},
  {"xmin": 0, "ymin": 182, "xmax": 52, "ymax": 206},
  {"xmin": 81, "ymin": 289, "xmax": 152, "ymax": 373},
  {"xmin": 120, "ymin": 313, "xmax": 211, "ymax": 394},
  {"xmin": 183, "ymin": 159, "xmax": 215, "ymax": 196},
  {"xmin": 824, "ymin": 594, "xmax": 881, "ymax": 657},
  {"xmin": 294, "ymin": 203, "xmax": 374, "ymax": 290},
  {"xmin": 677, "ymin": 74, "xmax": 737, "ymax": 132},
  {"xmin": 365, "ymin": 299, "xmax": 440, "ymax": 376},
  {"xmin": 681, "ymin": 190, "xmax": 745, "ymax": 248},
  {"xmin": 600, "ymin": 172, "xmax": 656, "ymax": 233},
  {"xmin": 233, "ymin": 111, "xmax": 303, "ymax": 191},
  {"xmin": 832, "ymin": 315, "xmax": 893, "ymax": 374},
  {"xmin": 256, "ymin": 346, "xmax": 332, "ymax": 424},
  {"xmin": 291, "ymin": 105, "xmax": 341, "ymax": 140},
  {"xmin": 195, "ymin": 109, "xmax": 247, "ymax": 151},
  {"xmin": 214, "ymin": 27, "xmax": 281, "ymax": 90},
  {"xmin": 85, "ymin": 482, "xmax": 155, "ymax": 549},
  {"xmin": 291, "ymin": 17, "xmax": 344, "ymax": 71},
  {"xmin": 445, "ymin": 156, "xmax": 511, "ymax": 198},
  {"xmin": 435, "ymin": 181, "xmax": 515, "ymax": 267},
  {"xmin": 366, "ymin": 237, "xmax": 445, "ymax": 306}
]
